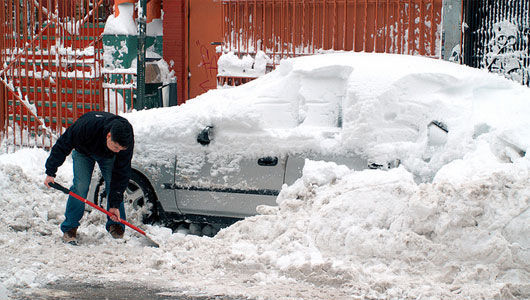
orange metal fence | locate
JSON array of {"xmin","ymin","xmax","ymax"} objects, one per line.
[
  {"xmin": 221, "ymin": 0, "xmax": 443, "ymax": 66},
  {"xmin": 0, "ymin": 0, "xmax": 120, "ymax": 150}
]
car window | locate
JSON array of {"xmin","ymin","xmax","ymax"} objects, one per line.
[{"xmin": 296, "ymin": 76, "xmax": 345, "ymax": 128}]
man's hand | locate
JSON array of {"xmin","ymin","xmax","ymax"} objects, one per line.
[
  {"xmin": 44, "ymin": 175, "xmax": 55, "ymax": 188},
  {"xmin": 109, "ymin": 207, "xmax": 121, "ymax": 222}
]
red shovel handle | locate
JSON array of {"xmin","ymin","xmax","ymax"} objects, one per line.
[{"xmin": 49, "ymin": 182, "xmax": 147, "ymax": 236}]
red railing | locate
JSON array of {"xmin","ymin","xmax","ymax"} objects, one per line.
[
  {"xmin": 220, "ymin": 0, "xmax": 443, "ymax": 84},
  {"xmin": 0, "ymin": 0, "xmax": 113, "ymax": 150}
]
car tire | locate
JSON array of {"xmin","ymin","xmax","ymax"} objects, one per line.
[{"xmin": 94, "ymin": 171, "xmax": 159, "ymax": 225}]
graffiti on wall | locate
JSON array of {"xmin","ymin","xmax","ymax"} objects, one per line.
[
  {"xmin": 195, "ymin": 40, "xmax": 222, "ymax": 93},
  {"xmin": 483, "ymin": 21, "xmax": 529, "ymax": 85}
]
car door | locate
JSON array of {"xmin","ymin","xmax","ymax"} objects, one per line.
[
  {"xmin": 169, "ymin": 127, "xmax": 286, "ymax": 219},
  {"xmin": 173, "ymin": 155, "xmax": 286, "ymax": 219}
]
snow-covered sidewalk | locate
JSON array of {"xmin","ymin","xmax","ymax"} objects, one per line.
[{"xmin": 1, "ymin": 147, "xmax": 529, "ymax": 300}]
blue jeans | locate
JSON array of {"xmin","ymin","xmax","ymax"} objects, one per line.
[{"xmin": 60, "ymin": 150, "xmax": 126, "ymax": 233}]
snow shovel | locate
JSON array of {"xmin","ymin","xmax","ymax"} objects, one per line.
[{"xmin": 49, "ymin": 182, "xmax": 159, "ymax": 248}]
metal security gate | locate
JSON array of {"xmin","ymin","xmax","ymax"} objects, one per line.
[
  {"xmin": 0, "ymin": 0, "xmax": 108, "ymax": 149},
  {"xmin": 462, "ymin": 0, "xmax": 530, "ymax": 86},
  {"xmin": 219, "ymin": 0, "xmax": 443, "ymax": 85}
]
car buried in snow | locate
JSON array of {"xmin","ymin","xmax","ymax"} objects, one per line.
[{"xmin": 87, "ymin": 52, "xmax": 527, "ymax": 234}]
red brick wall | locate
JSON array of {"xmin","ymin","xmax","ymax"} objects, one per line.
[{"xmin": 163, "ymin": 0, "xmax": 186, "ymax": 104}]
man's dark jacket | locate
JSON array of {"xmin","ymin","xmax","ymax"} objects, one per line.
[{"xmin": 45, "ymin": 111, "xmax": 134, "ymax": 208}]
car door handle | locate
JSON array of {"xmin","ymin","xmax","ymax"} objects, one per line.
[{"xmin": 258, "ymin": 157, "xmax": 278, "ymax": 166}]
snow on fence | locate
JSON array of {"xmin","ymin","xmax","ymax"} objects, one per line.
[{"xmin": 0, "ymin": 0, "xmax": 107, "ymax": 151}]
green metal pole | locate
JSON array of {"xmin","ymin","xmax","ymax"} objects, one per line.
[{"xmin": 136, "ymin": 0, "xmax": 147, "ymax": 110}]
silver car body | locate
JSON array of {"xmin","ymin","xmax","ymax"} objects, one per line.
[{"xmin": 87, "ymin": 53, "xmax": 466, "ymax": 225}]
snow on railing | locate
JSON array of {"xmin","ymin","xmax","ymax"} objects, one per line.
[{"xmin": 0, "ymin": 0, "xmax": 105, "ymax": 151}]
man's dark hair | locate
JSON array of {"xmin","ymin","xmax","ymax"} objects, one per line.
[{"xmin": 110, "ymin": 120, "xmax": 133, "ymax": 149}]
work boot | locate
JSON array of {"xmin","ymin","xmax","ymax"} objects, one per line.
[
  {"xmin": 63, "ymin": 227, "xmax": 78, "ymax": 245},
  {"xmin": 109, "ymin": 224, "xmax": 124, "ymax": 239}
]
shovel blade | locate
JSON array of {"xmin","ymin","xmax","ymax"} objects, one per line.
[{"xmin": 139, "ymin": 234, "xmax": 159, "ymax": 248}]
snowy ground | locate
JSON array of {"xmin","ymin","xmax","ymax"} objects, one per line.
[{"xmin": 1, "ymin": 53, "xmax": 530, "ymax": 300}]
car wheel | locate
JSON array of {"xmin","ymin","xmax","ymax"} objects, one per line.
[{"xmin": 94, "ymin": 172, "xmax": 159, "ymax": 225}]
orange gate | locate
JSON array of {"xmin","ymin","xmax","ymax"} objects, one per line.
[
  {"xmin": 219, "ymin": 0, "xmax": 443, "ymax": 84},
  {"xmin": 0, "ymin": 0, "xmax": 109, "ymax": 149}
]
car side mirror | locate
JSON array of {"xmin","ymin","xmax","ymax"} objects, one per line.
[
  {"xmin": 197, "ymin": 126, "xmax": 213, "ymax": 146},
  {"xmin": 428, "ymin": 120, "xmax": 448, "ymax": 147}
]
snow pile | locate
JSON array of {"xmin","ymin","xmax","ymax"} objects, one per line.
[
  {"xmin": 1, "ymin": 53, "xmax": 530, "ymax": 299},
  {"xmin": 147, "ymin": 19, "xmax": 163, "ymax": 37},
  {"xmin": 217, "ymin": 50, "xmax": 272, "ymax": 78},
  {"xmin": 0, "ymin": 284, "xmax": 7, "ymax": 300},
  {"xmin": 102, "ymin": 2, "xmax": 163, "ymax": 37},
  {"xmin": 103, "ymin": 3, "xmax": 137, "ymax": 36},
  {"xmin": 217, "ymin": 159, "xmax": 530, "ymax": 299}
]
